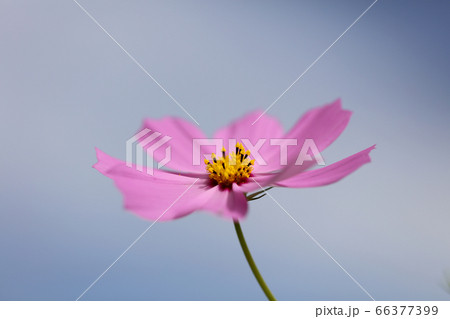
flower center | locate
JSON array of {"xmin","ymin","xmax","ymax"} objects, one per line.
[{"xmin": 204, "ymin": 143, "xmax": 255, "ymax": 187}]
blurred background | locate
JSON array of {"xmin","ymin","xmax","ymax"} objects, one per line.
[{"xmin": 1, "ymin": 0, "xmax": 450, "ymax": 300}]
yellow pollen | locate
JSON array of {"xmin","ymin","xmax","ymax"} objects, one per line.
[{"xmin": 204, "ymin": 143, "xmax": 255, "ymax": 187}]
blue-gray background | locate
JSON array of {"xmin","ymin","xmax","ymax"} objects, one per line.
[{"xmin": 1, "ymin": 0, "xmax": 450, "ymax": 300}]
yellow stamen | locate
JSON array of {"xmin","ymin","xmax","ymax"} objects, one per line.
[{"xmin": 205, "ymin": 143, "xmax": 255, "ymax": 187}]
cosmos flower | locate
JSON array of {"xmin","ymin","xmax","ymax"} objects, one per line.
[{"xmin": 94, "ymin": 99, "xmax": 374, "ymax": 221}]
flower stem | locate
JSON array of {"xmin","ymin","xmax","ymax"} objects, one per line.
[{"xmin": 233, "ymin": 220, "xmax": 277, "ymax": 301}]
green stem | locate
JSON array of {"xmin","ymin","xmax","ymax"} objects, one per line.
[{"xmin": 233, "ymin": 220, "xmax": 277, "ymax": 301}]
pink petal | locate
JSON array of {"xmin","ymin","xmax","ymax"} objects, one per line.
[
  {"xmin": 213, "ymin": 110, "xmax": 284, "ymax": 172},
  {"xmin": 93, "ymin": 149, "xmax": 248, "ymax": 221},
  {"xmin": 275, "ymin": 145, "xmax": 375, "ymax": 188},
  {"xmin": 232, "ymin": 173, "xmax": 278, "ymax": 193},
  {"xmin": 269, "ymin": 98, "xmax": 352, "ymax": 181},
  {"xmin": 198, "ymin": 184, "xmax": 248, "ymax": 220},
  {"xmin": 140, "ymin": 117, "xmax": 214, "ymax": 173}
]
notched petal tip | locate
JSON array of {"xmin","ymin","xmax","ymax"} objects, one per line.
[
  {"xmin": 364, "ymin": 144, "xmax": 377, "ymax": 164},
  {"xmin": 92, "ymin": 147, "xmax": 117, "ymax": 174}
]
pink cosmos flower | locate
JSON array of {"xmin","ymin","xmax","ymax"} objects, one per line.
[{"xmin": 94, "ymin": 99, "xmax": 374, "ymax": 222}]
